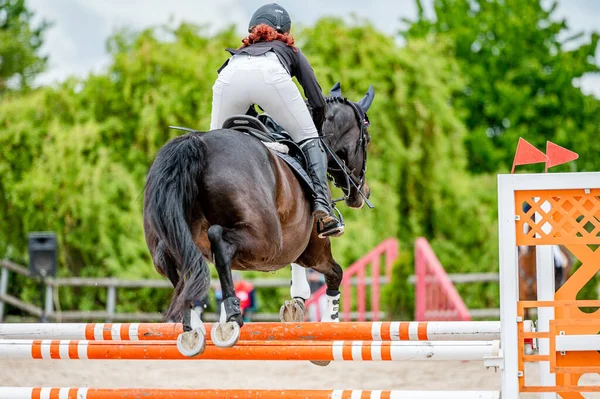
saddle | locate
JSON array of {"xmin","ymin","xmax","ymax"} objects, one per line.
[{"xmin": 222, "ymin": 114, "xmax": 315, "ymax": 196}]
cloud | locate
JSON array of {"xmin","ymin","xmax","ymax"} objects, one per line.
[
  {"xmin": 26, "ymin": 0, "xmax": 600, "ymax": 97},
  {"xmin": 28, "ymin": 0, "xmax": 248, "ymax": 85},
  {"xmin": 80, "ymin": 0, "xmax": 248, "ymax": 33},
  {"xmin": 241, "ymin": 0, "xmax": 425, "ymax": 34},
  {"xmin": 578, "ymin": 74, "xmax": 600, "ymax": 98}
]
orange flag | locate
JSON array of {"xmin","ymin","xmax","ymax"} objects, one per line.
[
  {"xmin": 511, "ymin": 137, "xmax": 548, "ymax": 174},
  {"xmin": 545, "ymin": 141, "xmax": 579, "ymax": 172}
]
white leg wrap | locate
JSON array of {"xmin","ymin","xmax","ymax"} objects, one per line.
[
  {"xmin": 190, "ymin": 307, "xmax": 206, "ymax": 334},
  {"xmin": 219, "ymin": 302, "xmax": 227, "ymax": 323},
  {"xmin": 193, "ymin": 304, "xmax": 204, "ymax": 320},
  {"xmin": 321, "ymin": 292, "xmax": 340, "ymax": 322},
  {"xmin": 290, "ymin": 263, "xmax": 311, "ymax": 300}
]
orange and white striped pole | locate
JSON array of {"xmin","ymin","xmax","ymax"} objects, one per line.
[
  {"xmin": 0, "ymin": 339, "xmax": 499, "ymax": 361},
  {"xmin": 0, "ymin": 321, "xmax": 515, "ymax": 342},
  {"xmin": 0, "ymin": 388, "xmax": 501, "ymax": 399}
]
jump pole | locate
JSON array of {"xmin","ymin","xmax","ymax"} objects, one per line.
[
  {"xmin": 0, "ymin": 339, "xmax": 499, "ymax": 361},
  {"xmin": 0, "ymin": 388, "xmax": 501, "ymax": 399},
  {"xmin": 0, "ymin": 321, "xmax": 527, "ymax": 341}
]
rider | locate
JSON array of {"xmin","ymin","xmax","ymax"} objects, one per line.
[{"xmin": 210, "ymin": 3, "xmax": 343, "ymax": 238}]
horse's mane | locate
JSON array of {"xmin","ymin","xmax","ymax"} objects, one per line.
[
  {"xmin": 325, "ymin": 96, "xmax": 349, "ymax": 104},
  {"xmin": 325, "ymin": 96, "xmax": 371, "ymax": 143}
]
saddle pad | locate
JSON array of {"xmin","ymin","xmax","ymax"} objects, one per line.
[
  {"xmin": 273, "ymin": 151, "xmax": 315, "ymax": 196},
  {"xmin": 263, "ymin": 142, "xmax": 289, "ymax": 154}
]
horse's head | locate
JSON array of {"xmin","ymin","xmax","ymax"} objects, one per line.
[{"xmin": 321, "ymin": 82, "xmax": 374, "ymax": 209}]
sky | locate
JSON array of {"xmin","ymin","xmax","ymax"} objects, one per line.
[{"xmin": 27, "ymin": 0, "xmax": 600, "ymax": 97}]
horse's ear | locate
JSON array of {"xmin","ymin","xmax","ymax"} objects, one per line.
[
  {"xmin": 357, "ymin": 85, "xmax": 375, "ymax": 113},
  {"xmin": 329, "ymin": 82, "xmax": 342, "ymax": 97}
]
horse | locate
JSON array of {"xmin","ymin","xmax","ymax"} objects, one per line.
[
  {"xmin": 143, "ymin": 82, "xmax": 374, "ymax": 357},
  {"xmin": 518, "ymin": 244, "xmax": 574, "ymax": 320}
]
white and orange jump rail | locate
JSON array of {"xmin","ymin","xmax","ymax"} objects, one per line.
[
  {"xmin": 0, "ymin": 388, "xmax": 502, "ymax": 399},
  {"xmin": 0, "ymin": 338, "xmax": 499, "ymax": 362},
  {"xmin": 3, "ymin": 171, "xmax": 600, "ymax": 398},
  {"xmin": 0, "ymin": 320, "xmax": 516, "ymax": 342}
]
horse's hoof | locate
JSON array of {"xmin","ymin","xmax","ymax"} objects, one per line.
[
  {"xmin": 176, "ymin": 327, "xmax": 206, "ymax": 357},
  {"xmin": 279, "ymin": 298, "xmax": 306, "ymax": 322},
  {"xmin": 311, "ymin": 360, "xmax": 331, "ymax": 367},
  {"xmin": 210, "ymin": 321, "xmax": 240, "ymax": 348}
]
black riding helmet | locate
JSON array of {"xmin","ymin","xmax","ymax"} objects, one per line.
[{"xmin": 248, "ymin": 3, "xmax": 291, "ymax": 34}]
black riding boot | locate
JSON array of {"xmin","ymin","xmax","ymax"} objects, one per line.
[{"xmin": 302, "ymin": 140, "xmax": 344, "ymax": 238}]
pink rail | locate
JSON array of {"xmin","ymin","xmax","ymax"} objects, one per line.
[
  {"xmin": 305, "ymin": 238, "xmax": 399, "ymax": 321},
  {"xmin": 414, "ymin": 237, "xmax": 470, "ymax": 321}
]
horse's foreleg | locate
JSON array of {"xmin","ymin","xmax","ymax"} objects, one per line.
[
  {"xmin": 207, "ymin": 224, "xmax": 244, "ymax": 348},
  {"xmin": 297, "ymin": 237, "xmax": 343, "ymax": 324},
  {"xmin": 306, "ymin": 257, "xmax": 343, "ymax": 367},
  {"xmin": 280, "ymin": 263, "xmax": 309, "ymax": 322},
  {"xmin": 313, "ymin": 260, "xmax": 343, "ymax": 323},
  {"xmin": 290, "ymin": 263, "xmax": 311, "ymax": 299}
]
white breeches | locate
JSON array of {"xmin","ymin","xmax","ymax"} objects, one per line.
[{"xmin": 210, "ymin": 52, "xmax": 319, "ymax": 143}]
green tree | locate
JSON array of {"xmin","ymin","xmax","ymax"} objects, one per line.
[
  {"xmin": 0, "ymin": 0, "xmax": 49, "ymax": 91},
  {"xmin": 300, "ymin": 21, "xmax": 498, "ymax": 294},
  {"xmin": 0, "ymin": 20, "xmax": 498, "ymax": 317},
  {"xmin": 406, "ymin": 0, "xmax": 600, "ymax": 173}
]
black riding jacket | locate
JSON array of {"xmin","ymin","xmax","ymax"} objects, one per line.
[{"xmin": 218, "ymin": 40, "xmax": 326, "ymax": 133}]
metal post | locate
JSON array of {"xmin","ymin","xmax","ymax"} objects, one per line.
[
  {"xmin": 0, "ymin": 267, "xmax": 9, "ymax": 322},
  {"xmin": 44, "ymin": 285, "xmax": 53, "ymax": 321},
  {"xmin": 497, "ymin": 175, "xmax": 519, "ymax": 398},
  {"xmin": 536, "ymin": 199, "xmax": 557, "ymax": 399},
  {"xmin": 39, "ymin": 277, "xmax": 47, "ymax": 323},
  {"xmin": 106, "ymin": 285, "xmax": 117, "ymax": 323}
]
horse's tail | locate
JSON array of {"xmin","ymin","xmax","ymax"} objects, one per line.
[{"xmin": 144, "ymin": 134, "xmax": 210, "ymax": 321}]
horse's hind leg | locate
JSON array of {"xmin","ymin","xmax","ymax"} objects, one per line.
[
  {"xmin": 152, "ymin": 240, "xmax": 183, "ymax": 321},
  {"xmin": 150, "ymin": 238, "xmax": 206, "ymax": 356},
  {"xmin": 207, "ymin": 224, "xmax": 243, "ymax": 348}
]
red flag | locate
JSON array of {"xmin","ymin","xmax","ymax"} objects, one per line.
[
  {"xmin": 511, "ymin": 137, "xmax": 548, "ymax": 174},
  {"xmin": 545, "ymin": 141, "xmax": 579, "ymax": 172}
]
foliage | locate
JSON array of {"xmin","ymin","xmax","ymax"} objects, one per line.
[
  {"xmin": 0, "ymin": 19, "xmax": 498, "ymax": 316},
  {"xmin": 405, "ymin": 0, "xmax": 600, "ymax": 173},
  {"xmin": 0, "ymin": 0, "xmax": 49, "ymax": 92},
  {"xmin": 0, "ymin": 24, "xmax": 240, "ymax": 312},
  {"xmin": 3, "ymin": 3, "xmax": 597, "ymax": 319},
  {"xmin": 300, "ymin": 21, "xmax": 498, "ymax": 294}
]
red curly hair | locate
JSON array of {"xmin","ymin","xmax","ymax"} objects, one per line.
[{"xmin": 240, "ymin": 24, "xmax": 297, "ymax": 51}]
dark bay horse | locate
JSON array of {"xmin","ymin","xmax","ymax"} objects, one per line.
[{"xmin": 143, "ymin": 83, "xmax": 374, "ymax": 356}]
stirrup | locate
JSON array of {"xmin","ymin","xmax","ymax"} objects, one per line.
[{"xmin": 317, "ymin": 216, "xmax": 345, "ymax": 238}]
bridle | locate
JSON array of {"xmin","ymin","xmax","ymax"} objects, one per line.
[{"xmin": 321, "ymin": 96, "xmax": 373, "ymax": 208}]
